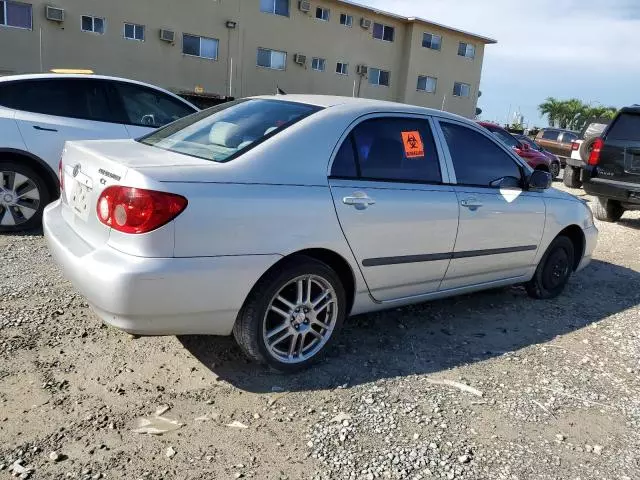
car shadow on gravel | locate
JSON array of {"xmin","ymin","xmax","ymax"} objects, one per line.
[
  {"xmin": 617, "ymin": 218, "xmax": 640, "ymax": 230},
  {"xmin": 179, "ymin": 259, "xmax": 640, "ymax": 393}
]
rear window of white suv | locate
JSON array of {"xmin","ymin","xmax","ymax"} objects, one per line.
[{"xmin": 139, "ymin": 99, "xmax": 321, "ymax": 163}]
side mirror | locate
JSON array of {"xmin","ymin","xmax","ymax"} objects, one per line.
[{"xmin": 528, "ymin": 170, "xmax": 552, "ymax": 191}]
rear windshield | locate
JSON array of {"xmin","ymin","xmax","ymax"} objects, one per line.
[
  {"xmin": 139, "ymin": 99, "xmax": 321, "ymax": 162},
  {"xmin": 607, "ymin": 113, "xmax": 640, "ymax": 142}
]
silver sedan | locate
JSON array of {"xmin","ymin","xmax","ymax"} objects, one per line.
[{"xmin": 43, "ymin": 95, "xmax": 598, "ymax": 372}]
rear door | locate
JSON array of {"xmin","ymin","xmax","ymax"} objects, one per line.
[
  {"xmin": 558, "ymin": 132, "xmax": 577, "ymax": 158},
  {"xmin": 599, "ymin": 111, "xmax": 640, "ymax": 182},
  {"xmin": 329, "ymin": 114, "xmax": 459, "ymax": 302},
  {"xmin": 6, "ymin": 78, "xmax": 128, "ymax": 170},
  {"xmin": 108, "ymin": 81, "xmax": 198, "ymax": 138},
  {"xmin": 436, "ymin": 119, "xmax": 545, "ymax": 290},
  {"xmin": 537, "ymin": 130, "xmax": 562, "ymax": 155}
]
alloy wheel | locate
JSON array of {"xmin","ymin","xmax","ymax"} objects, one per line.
[
  {"xmin": 0, "ymin": 170, "xmax": 41, "ymax": 227},
  {"xmin": 262, "ymin": 274, "xmax": 338, "ymax": 364}
]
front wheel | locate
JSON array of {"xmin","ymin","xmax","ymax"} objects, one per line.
[
  {"xmin": 550, "ymin": 161, "xmax": 561, "ymax": 179},
  {"xmin": 233, "ymin": 256, "xmax": 346, "ymax": 372},
  {"xmin": 0, "ymin": 161, "xmax": 51, "ymax": 232},
  {"xmin": 526, "ymin": 236, "xmax": 575, "ymax": 300}
]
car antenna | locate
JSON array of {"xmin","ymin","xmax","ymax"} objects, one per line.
[{"xmin": 276, "ymin": 86, "xmax": 287, "ymax": 95}]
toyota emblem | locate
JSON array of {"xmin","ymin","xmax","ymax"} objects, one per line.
[{"xmin": 72, "ymin": 164, "xmax": 81, "ymax": 177}]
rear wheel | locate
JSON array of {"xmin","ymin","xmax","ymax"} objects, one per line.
[
  {"xmin": 563, "ymin": 165, "xmax": 582, "ymax": 188},
  {"xmin": 0, "ymin": 161, "xmax": 50, "ymax": 232},
  {"xmin": 550, "ymin": 161, "xmax": 561, "ymax": 179},
  {"xmin": 593, "ymin": 197, "xmax": 624, "ymax": 222},
  {"xmin": 526, "ymin": 236, "xmax": 575, "ymax": 300},
  {"xmin": 233, "ymin": 256, "xmax": 346, "ymax": 372}
]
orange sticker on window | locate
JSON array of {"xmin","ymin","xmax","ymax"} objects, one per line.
[{"xmin": 401, "ymin": 131, "xmax": 425, "ymax": 158}]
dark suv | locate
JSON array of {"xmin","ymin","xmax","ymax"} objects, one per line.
[{"xmin": 582, "ymin": 106, "xmax": 640, "ymax": 222}]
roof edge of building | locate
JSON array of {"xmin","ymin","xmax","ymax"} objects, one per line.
[{"xmin": 337, "ymin": 0, "xmax": 498, "ymax": 44}]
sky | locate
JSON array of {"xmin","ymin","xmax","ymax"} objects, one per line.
[{"xmin": 363, "ymin": 0, "xmax": 640, "ymax": 127}]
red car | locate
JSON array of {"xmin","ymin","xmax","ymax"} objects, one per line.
[{"xmin": 478, "ymin": 122, "xmax": 554, "ymax": 175}]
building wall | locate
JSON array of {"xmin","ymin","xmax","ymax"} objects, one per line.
[{"xmin": 0, "ymin": 0, "xmax": 491, "ymax": 118}]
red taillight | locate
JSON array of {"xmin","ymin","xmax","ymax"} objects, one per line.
[
  {"xmin": 58, "ymin": 159, "xmax": 64, "ymax": 191},
  {"xmin": 96, "ymin": 186, "xmax": 188, "ymax": 234},
  {"xmin": 571, "ymin": 141, "xmax": 579, "ymax": 151},
  {"xmin": 588, "ymin": 138, "xmax": 604, "ymax": 166}
]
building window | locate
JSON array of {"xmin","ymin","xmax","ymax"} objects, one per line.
[
  {"xmin": 81, "ymin": 15, "xmax": 105, "ymax": 34},
  {"xmin": 257, "ymin": 48, "xmax": 287, "ymax": 70},
  {"xmin": 0, "ymin": 1, "xmax": 32, "ymax": 29},
  {"xmin": 312, "ymin": 57, "xmax": 326, "ymax": 72},
  {"xmin": 417, "ymin": 76, "xmax": 437, "ymax": 93},
  {"xmin": 124, "ymin": 22, "xmax": 144, "ymax": 41},
  {"xmin": 453, "ymin": 82, "xmax": 471, "ymax": 97},
  {"xmin": 368, "ymin": 68, "xmax": 390, "ymax": 87},
  {"xmin": 183, "ymin": 34, "xmax": 219, "ymax": 60},
  {"xmin": 315, "ymin": 7, "xmax": 330, "ymax": 21},
  {"xmin": 336, "ymin": 62, "xmax": 348, "ymax": 75},
  {"xmin": 339, "ymin": 13, "xmax": 353, "ymax": 27},
  {"xmin": 458, "ymin": 42, "xmax": 476, "ymax": 59},
  {"xmin": 260, "ymin": 0, "xmax": 289, "ymax": 17},
  {"xmin": 372, "ymin": 22, "xmax": 394, "ymax": 42},
  {"xmin": 422, "ymin": 33, "xmax": 441, "ymax": 51}
]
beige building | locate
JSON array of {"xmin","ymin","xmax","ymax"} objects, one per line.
[{"xmin": 0, "ymin": 0, "xmax": 496, "ymax": 117}]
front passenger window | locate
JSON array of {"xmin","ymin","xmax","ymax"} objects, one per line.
[
  {"xmin": 114, "ymin": 83, "xmax": 195, "ymax": 128},
  {"xmin": 440, "ymin": 122, "xmax": 522, "ymax": 187}
]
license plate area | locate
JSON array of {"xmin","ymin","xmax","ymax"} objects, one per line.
[
  {"xmin": 71, "ymin": 180, "xmax": 91, "ymax": 221},
  {"xmin": 625, "ymin": 150, "xmax": 640, "ymax": 174}
]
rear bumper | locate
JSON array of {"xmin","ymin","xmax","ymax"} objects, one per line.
[
  {"xmin": 43, "ymin": 200, "xmax": 281, "ymax": 336},
  {"xmin": 565, "ymin": 157, "xmax": 585, "ymax": 168},
  {"xmin": 577, "ymin": 225, "xmax": 598, "ymax": 272},
  {"xmin": 583, "ymin": 172, "xmax": 640, "ymax": 206}
]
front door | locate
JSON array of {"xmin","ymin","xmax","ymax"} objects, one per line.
[
  {"xmin": 436, "ymin": 120, "xmax": 546, "ymax": 290},
  {"xmin": 329, "ymin": 115, "xmax": 459, "ymax": 301}
]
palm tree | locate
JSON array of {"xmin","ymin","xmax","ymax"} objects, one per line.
[{"xmin": 538, "ymin": 97, "xmax": 562, "ymax": 127}]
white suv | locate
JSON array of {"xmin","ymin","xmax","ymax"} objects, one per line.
[{"xmin": 0, "ymin": 74, "xmax": 198, "ymax": 232}]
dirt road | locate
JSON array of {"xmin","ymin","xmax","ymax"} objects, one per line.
[{"xmin": 1, "ymin": 183, "xmax": 639, "ymax": 479}]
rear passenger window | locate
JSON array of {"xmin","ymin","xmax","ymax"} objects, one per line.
[
  {"xmin": 346, "ymin": 117, "xmax": 441, "ymax": 183},
  {"xmin": 542, "ymin": 130, "xmax": 559, "ymax": 140},
  {"xmin": 607, "ymin": 113, "xmax": 640, "ymax": 141},
  {"xmin": 440, "ymin": 122, "xmax": 522, "ymax": 187},
  {"xmin": 0, "ymin": 79, "xmax": 114, "ymax": 122},
  {"xmin": 331, "ymin": 135, "xmax": 358, "ymax": 178}
]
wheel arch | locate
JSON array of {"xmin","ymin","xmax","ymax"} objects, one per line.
[
  {"xmin": 0, "ymin": 149, "xmax": 59, "ymax": 199},
  {"xmin": 557, "ymin": 225, "xmax": 585, "ymax": 271}
]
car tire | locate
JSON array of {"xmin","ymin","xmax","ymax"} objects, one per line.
[
  {"xmin": 579, "ymin": 136, "xmax": 598, "ymax": 162},
  {"xmin": 593, "ymin": 197, "xmax": 624, "ymax": 222},
  {"xmin": 526, "ymin": 236, "xmax": 575, "ymax": 300},
  {"xmin": 563, "ymin": 165, "xmax": 582, "ymax": 188},
  {"xmin": 0, "ymin": 161, "xmax": 51, "ymax": 232},
  {"xmin": 550, "ymin": 161, "xmax": 561, "ymax": 179},
  {"xmin": 233, "ymin": 255, "xmax": 346, "ymax": 373}
]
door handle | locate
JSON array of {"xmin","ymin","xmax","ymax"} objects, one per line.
[
  {"xmin": 33, "ymin": 125, "xmax": 58, "ymax": 132},
  {"xmin": 343, "ymin": 194, "xmax": 376, "ymax": 209},
  {"xmin": 460, "ymin": 199, "xmax": 483, "ymax": 210}
]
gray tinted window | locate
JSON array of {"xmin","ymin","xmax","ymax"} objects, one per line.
[
  {"xmin": 113, "ymin": 82, "xmax": 196, "ymax": 127},
  {"xmin": 331, "ymin": 135, "xmax": 358, "ymax": 178},
  {"xmin": 350, "ymin": 117, "xmax": 441, "ymax": 183},
  {"xmin": 607, "ymin": 113, "xmax": 640, "ymax": 141},
  {"xmin": 541, "ymin": 130, "xmax": 559, "ymax": 140},
  {"xmin": 441, "ymin": 122, "xmax": 522, "ymax": 187}
]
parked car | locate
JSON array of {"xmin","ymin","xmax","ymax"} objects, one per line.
[
  {"xmin": 514, "ymin": 134, "xmax": 561, "ymax": 178},
  {"xmin": 534, "ymin": 128, "xmax": 578, "ymax": 167},
  {"xmin": 564, "ymin": 118, "xmax": 612, "ymax": 188},
  {"xmin": 44, "ymin": 96, "xmax": 598, "ymax": 372},
  {"xmin": 582, "ymin": 106, "xmax": 640, "ymax": 222},
  {"xmin": 0, "ymin": 73, "xmax": 198, "ymax": 231},
  {"xmin": 478, "ymin": 122, "xmax": 553, "ymax": 173}
]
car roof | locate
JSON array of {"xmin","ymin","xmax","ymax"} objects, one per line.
[
  {"xmin": 0, "ymin": 73, "xmax": 197, "ymax": 109},
  {"xmin": 250, "ymin": 94, "xmax": 468, "ymax": 121}
]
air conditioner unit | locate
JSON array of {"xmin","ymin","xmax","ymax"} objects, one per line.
[
  {"xmin": 159, "ymin": 29, "xmax": 175, "ymax": 43},
  {"xmin": 45, "ymin": 6, "xmax": 65, "ymax": 22},
  {"xmin": 360, "ymin": 17, "xmax": 372, "ymax": 29},
  {"xmin": 356, "ymin": 65, "xmax": 368, "ymax": 75},
  {"xmin": 293, "ymin": 54, "xmax": 307, "ymax": 65},
  {"xmin": 298, "ymin": 1, "xmax": 311, "ymax": 13}
]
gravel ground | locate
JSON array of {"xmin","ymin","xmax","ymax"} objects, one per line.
[{"xmin": 1, "ymin": 182, "xmax": 639, "ymax": 480}]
